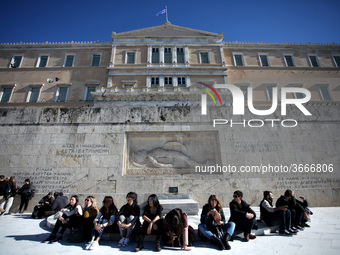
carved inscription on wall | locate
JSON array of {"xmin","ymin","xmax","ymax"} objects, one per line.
[
  {"xmin": 14, "ymin": 168, "xmax": 73, "ymax": 193},
  {"xmin": 275, "ymin": 176, "xmax": 340, "ymax": 190},
  {"xmin": 56, "ymin": 144, "xmax": 110, "ymax": 158},
  {"xmin": 234, "ymin": 142, "xmax": 283, "ymax": 153}
]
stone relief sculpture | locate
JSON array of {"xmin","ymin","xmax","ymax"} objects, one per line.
[{"xmin": 130, "ymin": 141, "xmax": 210, "ymax": 168}]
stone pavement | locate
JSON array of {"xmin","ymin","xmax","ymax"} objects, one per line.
[{"xmin": 1, "ymin": 207, "xmax": 340, "ymax": 255}]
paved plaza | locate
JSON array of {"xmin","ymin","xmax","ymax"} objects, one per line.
[{"xmin": 1, "ymin": 207, "xmax": 340, "ymax": 255}]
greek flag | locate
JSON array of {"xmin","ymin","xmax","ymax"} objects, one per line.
[{"xmin": 156, "ymin": 8, "xmax": 166, "ymax": 16}]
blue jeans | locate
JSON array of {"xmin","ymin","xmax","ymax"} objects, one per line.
[
  {"xmin": 198, "ymin": 222, "xmax": 235, "ymax": 240},
  {"xmin": 92, "ymin": 219, "xmax": 108, "ymax": 239}
]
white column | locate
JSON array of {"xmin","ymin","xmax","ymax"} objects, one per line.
[
  {"xmin": 147, "ymin": 46, "xmax": 152, "ymax": 66},
  {"xmin": 172, "ymin": 46, "xmax": 177, "ymax": 64},
  {"xmin": 146, "ymin": 76, "xmax": 151, "ymax": 87},
  {"xmin": 159, "ymin": 76, "xmax": 164, "ymax": 87},
  {"xmin": 186, "ymin": 76, "xmax": 191, "ymax": 87},
  {"xmin": 159, "ymin": 47, "xmax": 164, "ymax": 64},
  {"xmin": 110, "ymin": 45, "xmax": 116, "ymax": 67},
  {"xmin": 173, "ymin": 76, "xmax": 178, "ymax": 87},
  {"xmin": 220, "ymin": 46, "xmax": 226, "ymax": 67},
  {"xmin": 184, "ymin": 46, "xmax": 189, "ymax": 66}
]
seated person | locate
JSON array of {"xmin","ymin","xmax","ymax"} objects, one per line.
[
  {"xmin": 276, "ymin": 189, "xmax": 299, "ymax": 233},
  {"xmin": 296, "ymin": 196, "xmax": 312, "ymax": 227},
  {"xmin": 199, "ymin": 195, "xmax": 235, "ymax": 250},
  {"xmin": 162, "ymin": 208, "xmax": 191, "ymax": 251},
  {"xmin": 44, "ymin": 195, "xmax": 83, "ymax": 243},
  {"xmin": 85, "ymin": 196, "xmax": 117, "ymax": 250},
  {"xmin": 32, "ymin": 192, "xmax": 54, "ymax": 219},
  {"xmin": 288, "ymin": 190, "xmax": 305, "ymax": 230},
  {"xmin": 260, "ymin": 191, "xmax": 294, "ymax": 235},
  {"xmin": 82, "ymin": 196, "xmax": 99, "ymax": 242},
  {"xmin": 229, "ymin": 190, "xmax": 256, "ymax": 242},
  {"xmin": 135, "ymin": 194, "xmax": 163, "ymax": 252},
  {"xmin": 117, "ymin": 192, "xmax": 140, "ymax": 247}
]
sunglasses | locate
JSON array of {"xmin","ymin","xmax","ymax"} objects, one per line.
[
  {"xmin": 85, "ymin": 199, "xmax": 90, "ymax": 202},
  {"xmin": 233, "ymin": 195, "xmax": 239, "ymax": 198},
  {"xmin": 211, "ymin": 199, "xmax": 217, "ymax": 202},
  {"xmin": 127, "ymin": 197, "xmax": 133, "ymax": 200},
  {"xmin": 148, "ymin": 199, "xmax": 153, "ymax": 202}
]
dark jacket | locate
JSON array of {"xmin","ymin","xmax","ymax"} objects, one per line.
[
  {"xmin": 229, "ymin": 199, "xmax": 256, "ymax": 223},
  {"xmin": 0, "ymin": 180, "xmax": 6, "ymax": 196},
  {"xmin": 39, "ymin": 194, "xmax": 54, "ymax": 206},
  {"xmin": 5, "ymin": 180, "xmax": 16, "ymax": 198},
  {"xmin": 51, "ymin": 195, "xmax": 68, "ymax": 212},
  {"xmin": 200, "ymin": 204, "xmax": 226, "ymax": 225},
  {"xmin": 275, "ymin": 195, "xmax": 290, "ymax": 208},
  {"xmin": 19, "ymin": 183, "xmax": 32, "ymax": 196}
]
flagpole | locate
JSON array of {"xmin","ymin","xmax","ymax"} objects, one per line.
[{"xmin": 165, "ymin": 6, "xmax": 168, "ymax": 22}]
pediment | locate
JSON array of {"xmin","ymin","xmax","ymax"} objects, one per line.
[{"xmin": 112, "ymin": 21, "xmax": 223, "ymax": 39}]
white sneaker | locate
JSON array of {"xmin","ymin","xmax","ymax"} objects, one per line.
[
  {"xmin": 85, "ymin": 241, "xmax": 93, "ymax": 250},
  {"xmin": 123, "ymin": 238, "xmax": 129, "ymax": 246},
  {"xmin": 118, "ymin": 238, "xmax": 125, "ymax": 247},
  {"xmin": 89, "ymin": 241, "xmax": 99, "ymax": 250}
]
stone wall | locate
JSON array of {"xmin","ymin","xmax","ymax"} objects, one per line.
[{"xmin": 0, "ymin": 104, "xmax": 339, "ymax": 212}]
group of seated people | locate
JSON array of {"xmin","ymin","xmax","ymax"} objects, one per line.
[{"xmin": 34, "ymin": 189, "xmax": 312, "ymax": 251}]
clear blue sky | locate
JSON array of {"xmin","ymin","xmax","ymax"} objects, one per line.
[{"xmin": 1, "ymin": 0, "xmax": 339, "ymax": 44}]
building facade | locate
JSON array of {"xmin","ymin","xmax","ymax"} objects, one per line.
[{"xmin": 0, "ymin": 22, "xmax": 339, "ymax": 209}]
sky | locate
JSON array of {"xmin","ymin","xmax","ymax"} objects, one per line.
[{"xmin": 0, "ymin": 0, "xmax": 339, "ymax": 44}]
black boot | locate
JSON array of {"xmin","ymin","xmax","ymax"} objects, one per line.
[
  {"xmin": 134, "ymin": 235, "xmax": 144, "ymax": 252},
  {"xmin": 155, "ymin": 235, "xmax": 161, "ymax": 252},
  {"xmin": 211, "ymin": 234, "xmax": 225, "ymax": 250},
  {"xmin": 43, "ymin": 234, "xmax": 55, "ymax": 242},
  {"xmin": 223, "ymin": 234, "xmax": 231, "ymax": 250}
]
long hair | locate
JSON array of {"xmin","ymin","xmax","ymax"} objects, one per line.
[
  {"xmin": 208, "ymin": 194, "xmax": 223, "ymax": 213},
  {"xmin": 67, "ymin": 195, "xmax": 79, "ymax": 210},
  {"xmin": 144, "ymin": 194, "xmax": 161, "ymax": 210},
  {"xmin": 86, "ymin": 195, "xmax": 97, "ymax": 208},
  {"xmin": 101, "ymin": 196, "xmax": 117, "ymax": 216},
  {"xmin": 164, "ymin": 208, "xmax": 184, "ymax": 245}
]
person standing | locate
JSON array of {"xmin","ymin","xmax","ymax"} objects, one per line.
[
  {"xmin": 18, "ymin": 179, "xmax": 33, "ymax": 213},
  {"xmin": 1, "ymin": 176, "xmax": 16, "ymax": 216},
  {"xmin": 0, "ymin": 175, "xmax": 6, "ymax": 214}
]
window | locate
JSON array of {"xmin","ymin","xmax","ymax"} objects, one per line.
[
  {"xmin": 259, "ymin": 54, "xmax": 269, "ymax": 67},
  {"xmin": 333, "ymin": 56, "xmax": 340, "ymax": 67},
  {"xmin": 178, "ymin": 77, "xmax": 186, "ymax": 87},
  {"xmin": 284, "ymin": 55, "xmax": 295, "ymax": 67},
  {"xmin": 200, "ymin": 52, "xmax": 209, "ymax": 64},
  {"xmin": 37, "ymin": 55, "xmax": 48, "ymax": 67},
  {"xmin": 309, "ymin": 55, "xmax": 320, "ymax": 67},
  {"xmin": 233, "ymin": 54, "xmax": 243, "ymax": 66},
  {"xmin": 64, "ymin": 55, "xmax": 75, "ymax": 67},
  {"xmin": 266, "ymin": 85, "xmax": 276, "ymax": 100},
  {"xmin": 10, "ymin": 55, "xmax": 23, "ymax": 68},
  {"xmin": 151, "ymin": 77, "xmax": 159, "ymax": 87},
  {"xmin": 56, "ymin": 87, "xmax": 69, "ymax": 102},
  {"xmin": 164, "ymin": 48, "xmax": 172, "ymax": 63},
  {"xmin": 126, "ymin": 52, "xmax": 135, "ymax": 64},
  {"xmin": 152, "ymin": 48, "xmax": 159, "ymax": 63},
  {"xmin": 319, "ymin": 86, "xmax": 332, "ymax": 101},
  {"xmin": 164, "ymin": 77, "xmax": 173, "ymax": 87},
  {"xmin": 91, "ymin": 54, "xmax": 101, "ymax": 66},
  {"xmin": 85, "ymin": 87, "xmax": 96, "ymax": 101},
  {"xmin": 0, "ymin": 87, "xmax": 14, "ymax": 103},
  {"xmin": 177, "ymin": 48, "xmax": 184, "ymax": 63},
  {"xmin": 240, "ymin": 86, "xmax": 248, "ymax": 100},
  {"xmin": 28, "ymin": 86, "xmax": 41, "ymax": 102}
]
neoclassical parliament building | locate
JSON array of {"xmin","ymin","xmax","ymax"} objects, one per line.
[{"xmin": 0, "ymin": 22, "xmax": 339, "ymax": 209}]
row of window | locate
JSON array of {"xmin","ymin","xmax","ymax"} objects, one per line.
[
  {"xmin": 239, "ymin": 85, "xmax": 333, "ymax": 101},
  {"xmin": 9, "ymin": 54, "xmax": 102, "ymax": 68},
  {"xmin": 233, "ymin": 53, "xmax": 340, "ymax": 67},
  {"xmin": 0, "ymin": 85, "xmax": 96, "ymax": 103},
  {"xmin": 1, "ymin": 83, "xmax": 334, "ymax": 103}
]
